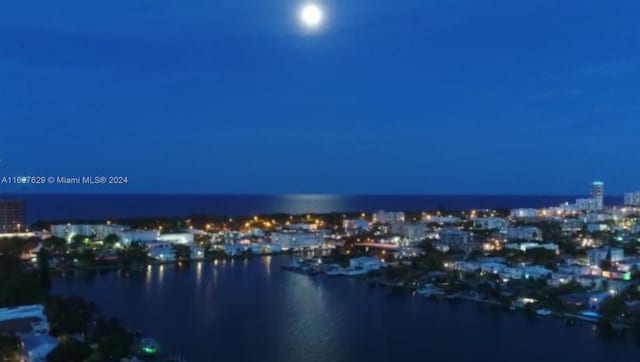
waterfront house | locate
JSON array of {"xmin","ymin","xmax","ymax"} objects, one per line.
[
  {"xmin": 118, "ymin": 229, "xmax": 158, "ymax": 245},
  {"xmin": 588, "ymin": 291, "xmax": 612, "ymax": 311},
  {"xmin": 222, "ymin": 244, "xmax": 246, "ymax": 256},
  {"xmin": 190, "ymin": 246, "xmax": 205, "ymax": 260},
  {"xmin": 147, "ymin": 243, "xmax": 176, "ymax": 262},
  {"xmin": 270, "ymin": 231, "xmax": 323, "ymax": 250},
  {"xmin": 250, "ymin": 243, "xmax": 283, "ymax": 255},
  {"xmin": 157, "ymin": 232, "xmax": 194, "ymax": 245}
]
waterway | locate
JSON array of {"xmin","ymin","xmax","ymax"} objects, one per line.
[{"xmin": 52, "ymin": 256, "xmax": 638, "ymax": 362}]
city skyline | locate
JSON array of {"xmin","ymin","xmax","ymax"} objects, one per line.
[{"xmin": 2, "ymin": 1, "xmax": 640, "ymax": 194}]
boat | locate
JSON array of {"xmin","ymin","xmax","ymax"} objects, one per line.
[
  {"xmin": 535, "ymin": 309, "xmax": 552, "ymax": 317},
  {"xmin": 575, "ymin": 310, "xmax": 601, "ymax": 323},
  {"xmin": 341, "ymin": 267, "xmax": 368, "ymax": 276},
  {"xmin": 416, "ymin": 285, "xmax": 445, "ymax": 298},
  {"xmin": 326, "ymin": 267, "xmax": 342, "ymax": 276},
  {"xmin": 281, "ymin": 259, "xmax": 302, "ymax": 271}
]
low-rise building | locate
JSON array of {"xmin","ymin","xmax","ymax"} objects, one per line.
[
  {"xmin": 287, "ymin": 223, "xmax": 318, "ymax": 231},
  {"xmin": 574, "ymin": 275, "xmax": 605, "ymax": 290},
  {"xmin": 506, "ymin": 227, "xmax": 542, "ymax": 241},
  {"xmin": 372, "ymin": 210, "xmax": 405, "ymax": 224},
  {"xmin": 438, "ymin": 229, "xmax": 472, "ymax": 249},
  {"xmin": 147, "ymin": 243, "xmax": 176, "ymax": 262},
  {"xmin": 504, "ymin": 242, "xmax": 558, "ymax": 253},
  {"xmin": 576, "ymin": 198, "xmax": 602, "ymax": 212},
  {"xmin": 587, "ymin": 247, "xmax": 624, "ymax": 266},
  {"xmin": 473, "ymin": 217, "xmax": 507, "ymax": 232},
  {"xmin": 624, "ymin": 192, "xmax": 640, "ymax": 206},
  {"xmin": 421, "ymin": 215, "xmax": 461, "ymax": 225},
  {"xmin": 157, "ymin": 232, "xmax": 194, "ymax": 244},
  {"xmin": 391, "ymin": 223, "xmax": 426, "ymax": 243},
  {"xmin": 561, "ymin": 219, "xmax": 584, "ymax": 232},
  {"xmin": 250, "ymin": 243, "xmax": 283, "ymax": 255},
  {"xmin": 510, "ymin": 208, "xmax": 538, "ymax": 219},
  {"xmin": 51, "ymin": 223, "xmax": 127, "ymax": 241},
  {"xmin": 587, "ymin": 223, "xmax": 610, "ymax": 233},
  {"xmin": 342, "ymin": 219, "xmax": 370, "ymax": 233},
  {"xmin": 118, "ymin": 230, "xmax": 158, "ymax": 245},
  {"xmin": 271, "ymin": 231, "xmax": 323, "ymax": 250}
]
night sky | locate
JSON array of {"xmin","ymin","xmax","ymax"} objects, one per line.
[{"xmin": 1, "ymin": 0, "xmax": 639, "ymax": 194}]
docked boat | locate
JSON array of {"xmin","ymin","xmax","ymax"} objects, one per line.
[
  {"xmin": 535, "ymin": 309, "xmax": 552, "ymax": 317},
  {"xmin": 416, "ymin": 285, "xmax": 445, "ymax": 298},
  {"xmin": 341, "ymin": 267, "xmax": 368, "ymax": 276},
  {"xmin": 326, "ymin": 267, "xmax": 342, "ymax": 276}
]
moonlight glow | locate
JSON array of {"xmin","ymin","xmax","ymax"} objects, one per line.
[{"xmin": 299, "ymin": 3, "xmax": 324, "ymax": 29}]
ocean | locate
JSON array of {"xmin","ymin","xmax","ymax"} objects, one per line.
[{"xmin": 6, "ymin": 194, "xmax": 623, "ymax": 223}]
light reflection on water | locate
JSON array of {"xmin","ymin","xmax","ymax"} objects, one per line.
[
  {"xmin": 52, "ymin": 256, "xmax": 640, "ymax": 362},
  {"xmin": 196, "ymin": 261, "xmax": 202, "ymax": 288}
]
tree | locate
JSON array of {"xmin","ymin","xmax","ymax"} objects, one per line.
[
  {"xmin": 0, "ymin": 335, "xmax": 21, "ymax": 361},
  {"xmin": 0, "ymin": 255, "xmax": 47, "ymax": 307},
  {"xmin": 600, "ymin": 249, "xmax": 613, "ymax": 270},
  {"xmin": 103, "ymin": 234, "xmax": 120, "ymax": 248},
  {"xmin": 92, "ymin": 317, "xmax": 133, "ymax": 360},
  {"xmin": 46, "ymin": 296, "xmax": 96, "ymax": 336},
  {"xmin": 43, "ymin": 237, "xmax": 67, "ymax": 253},
  {"xmin": 46, "ymin": 339, "xmax": 93, "ymax": 362},
  {"xmin": 70, "ymin": 235, "xmax": 87, "ymax": 250}
]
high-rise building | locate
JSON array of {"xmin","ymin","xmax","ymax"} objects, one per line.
[
  {"xmin": 624, "ymin": 192, "xmax": 640, "ymax": 206},
  {"xmin": 590, "ymin": 181, "xmax": 604, "ymax": 210},
  {"xmin": 0, "ymin": 199, "xmax": 25, "ymax": 232}
]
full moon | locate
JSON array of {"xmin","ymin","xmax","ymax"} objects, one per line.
[{"xmin": 299, "ymin": 3, "xmax": 324, "ymax": 29}]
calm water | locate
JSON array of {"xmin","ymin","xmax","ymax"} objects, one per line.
[
  {"xmin": 11, "ymin": 194, "xmax": 624, "ymax": 223},
  {"xmin": 52, "ymin": 256, "xmax": 638, "ymax": 362}
]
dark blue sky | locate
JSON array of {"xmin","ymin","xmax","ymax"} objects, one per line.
[{"xmin": 1, "ymin": 0, "xmax": 639, "ymax": 194}]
